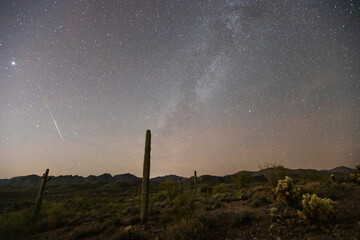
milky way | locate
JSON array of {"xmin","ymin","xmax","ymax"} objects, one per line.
[{"xmin": 0, "ymin": 1, "xmax": 359, "ymax": 178}]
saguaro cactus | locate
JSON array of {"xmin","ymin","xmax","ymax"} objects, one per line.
[
  {"xmin": 33, "ymin": 168, "xmax": 51, "ymax": 219},
  {"xmin": 194, "ymin": 170, "xmax": 198, "ymax": 193},
  {"xmin": 141, "ymin": 130, "xmax": 151, "ymax": 224}
]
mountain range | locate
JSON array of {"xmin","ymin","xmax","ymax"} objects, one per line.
[{"xmin": 0, "ymin": 166, "xmax": 356, "ymax": 188}]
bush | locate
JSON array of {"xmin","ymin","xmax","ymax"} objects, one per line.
[
  {"xmin": 0, "ymin": 202, "xmax": 69, "ymax": 238},
  {"xmin": 236, "ymin": 189, "xmax": 252, "ymax": 200},
  {"xmin": 70, "ymin": 224, "xmax": 101, "ymax": 240},
  {"xmin": 110, "ymin": 225, "xmax": 146, "ymax": 240},
  {"xmin": 0, "ymin": 208, "xmax": 32, "ymax": 239},
  {"xmin": 167, "ymin": 218, "xmax": 211, "ymax": 240},
  {"xmin": 213, "ymin": 184, "xmax": 231, "ymax": 194},
  {"xmin": 269, "ymin": 205, "xmax": 298, "ymax": 226},
  {"xmin": 250, "ymin": 190, "xmax": 273, "ymax": 207},
  {"xmin": 122, "ymin": 205, "xmax": 140, "ymax": 216},
  {"xmin": 236, "ymin": 171, "xmax": 251, "ymax": 189},
  {"xmin": 153, "ymin": 190, "xmax": 167, "ymax": 202},
  {"xmin": 171, "ymin": 194, "xmax": 195, "ymax": 217},
  {"xmin": 302, "ymin": 181, "xmax": 352, "ymax": 200},
  {"xmin": 74, "ymin": 197, "xmax": 90, "ymax": 212},
  {"xmin": 230, "ymin": 209, "xmax": 254, "ymax": 227},
  {"xmin": 160, "ymin": 181, "xmax": 182, "ymax": 200},
  {"xmin": 198, "ymin": 184, "xmax": 213, "ymax": 194},
  {"xmin": 274, "ymin": 176, "xmax": 300, "ymax": 206},
  {"xmin": 197, "ymin": 212, "xmax": 223, "ymax": 229},
  {"xmin": 297, "ymin": 193, "xmax": 337, "ymax": 228},
  {"xmin": 259, "ymin": 163, "xmax": 285, "ymax": 188},
  {"xmin": 270, "ymin": 207, "xmax": 279, "ymax": 222},
  {"xmin": 41, "ymin": 201, "xmax": 68, "ymax": 229}
]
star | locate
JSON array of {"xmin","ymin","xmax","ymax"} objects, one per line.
[{"xmin": 11, "ymin": 61, "xmax": 16, "ymax": 66}]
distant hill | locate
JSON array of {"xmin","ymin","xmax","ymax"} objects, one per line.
[
  {"xmin": 0, "ymin": 173, "xmax": 141, "ymax": 188},
  {"xmin": 0, "ymin": 174, "xmax": 42, "ymax": 188},
  {"xmin": 325, "ymin": 166, "xmax": 356, "ymax": 174},
  {"xmin": 151, "ymin": 175, "xmax": 185, "ymax": 182},
  {"xmin": 0, "ymin": 166, "xmax": 356, "ymax": 188}
]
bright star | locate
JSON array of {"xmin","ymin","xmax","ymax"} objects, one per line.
[{"xmin": 11, "ymin": 61, "xmax": 16, "ymax": 66}]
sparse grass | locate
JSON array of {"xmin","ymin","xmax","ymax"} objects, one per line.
[
  {"xmin": 69, "ymin": 224, "xmax": 102, "ymax": 240},
  {"xmin": 236, "ymin": 171, "xmax": 252, "ymax": 189},
  {"xmin": 230, "ymin": 209, "xmax": 254, "ymax": 227},
  {"xmin": 110, "ymin": 226, "xmax": 147, "ymax": 240},
  {"xmin": 237, "ymin": 188, "xmax": 252, "ymax": 200},
  {"xmin": 160, "ymin": 180, "xmax": 183, "ymax": 200},
  {"xmin": 0, "ymin": 208, "xmax": 32, "ymax": 239},
  {"xmin": 213, "ymin": 183, "xmax": 232, "ymax": 194},
  {"xmin": 170, "ymin": 193, "xmax": 195, "ymax": 217},
  {"xmin": 167, "ymin": 218, "xmax": 212, "ymax": 240},
  {"xmin": 198, "ymin": 184, "xmax": 213, "ymax": 194},
  {"xmin": 301, "ymin": 181, "xmax": 353, "ymax": 200},
  {"xmin": 250, "ymin": 190, "xmax": 273, "ymax": 207},
  {"xmin": 168, "ymin": 212, "xmax": 227, "ymax": 240},
  {"xmin": 122, "ymin": 204, "xmax": 140, "ymax": 216},
  {"xmin": 198, "ymin": 212, "xmax": 223, "ymax": 229}
]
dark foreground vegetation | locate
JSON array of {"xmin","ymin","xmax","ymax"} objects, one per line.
[{"xmin": 1, "ymin": 166, "xmax": 359, "ymax": 240}]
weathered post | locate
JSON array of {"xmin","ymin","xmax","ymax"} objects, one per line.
[
  {"xmin": 141, "ymin": 130, "xmax": 151, "ymax": 224},
  {"xmin": 194, "ymin": 170, "xmax": 198, "ymax": 193},
  {"xmin": 33, "ymin": 169, "xmax": 51, "ymax": 219}
]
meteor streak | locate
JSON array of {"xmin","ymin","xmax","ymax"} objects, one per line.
[{"xmin": 39, "ymin": 87, "xmax": 64, "ymax": 141}]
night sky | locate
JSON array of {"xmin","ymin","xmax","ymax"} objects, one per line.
[{"xmin": 1, "ymin": 1, "xmax": 359, "ymax": 178}]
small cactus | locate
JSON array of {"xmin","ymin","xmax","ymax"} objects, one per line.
[
  {"xmin": 349, "ymin": 165, "xmax": 360, "ymax": 184},
  {"xmin": 141, "ymin": 130, "xmax": 151, "ymax": 224},
  {"xmin": 349, "ymin": 173, "xmax": 360, "ymax": 184},
  {"xmin": 274, "ymin": 176, "xmax": 300, "ymax": 206},
  {"xmin": 33, "ymin": 169, "xmax": 51, "ymax": 219},
  {"xmin": 297, "ymin": 193, "xmax": 337, "ymax": 227}
]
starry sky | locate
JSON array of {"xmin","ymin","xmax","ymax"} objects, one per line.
[{"xmin": 1, "ymin": 0, "xmax": 359, "ymax": 178}]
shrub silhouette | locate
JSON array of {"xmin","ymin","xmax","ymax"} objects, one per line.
[
  {"xmin": 259, "ymin": 163, "xmax": 285, "ymax": 188},
  {"xmin": 237, "ymin": 171, "xmax": 251, "ymax": 189}
]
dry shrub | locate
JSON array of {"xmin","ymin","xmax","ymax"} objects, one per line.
[
  {"xmin": 230, "ymin": 209, "xmax": 254, "ymax": 227},
  {"xmin": 259, "ymin": 162, "xmax": 285, "ymax": 188},
  {"xmin": 110, "ymin": 225, "xmax": 147, "ymax": 240},
  {"xmin": 167, "ymin": 218, "xmax": 211, "ymax": 240},
  {"xmin": 250, "ymin": 190, "xmax": 273, "ymax": 207}
]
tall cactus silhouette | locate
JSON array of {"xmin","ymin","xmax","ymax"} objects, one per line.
[
  {"xmin": 194, "ymin": 170, "xmax": 198, "ymax": 193},
  {"xmin": 33, "ymin": 168, "xmax": 51, "ymax": 219},
  {"xmin": 141, "ymin": 130, "xmax": 151, "ymax": 224}
]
